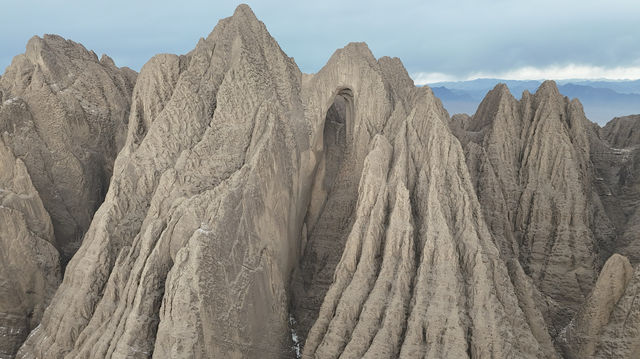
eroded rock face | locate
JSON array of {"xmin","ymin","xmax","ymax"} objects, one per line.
[
  {"xmin": 451, "ymin": 83, "xmax": 608, "ymax": 337},
  {"xmin": 0, "ymin": 136, "xmax": 60, "ymax": 359},
  {"xmin": 602, "ymin": 115, "xmax": 640, "ymax": 148},
  {"xmin": 13, "ymin": 6, "xmax": 553, "ymax": 358},
  {"xmin": 0, "ymin": 34, "xmax": 136, "ymax": 260},
  {"xmin": 560, "ymin": 254, "xmax": 633, "ymax": 358},
  {"xmin": 594, "ymin": 263, "xmax": 640, "ymax": 358},
  {"xmin": 0, "ymin": 35, "xmax": 135, "ymax": 358},
  {"xmin": 6, "ymin": 4, "xmax": 640, "ymax": 359},
  {"xmin": 591, "ymin": 115, "xmax": 640, "ymax": 263},
  {"xmin": 19, "ymin": 6, "xmax": 307, "ymax": 358}
]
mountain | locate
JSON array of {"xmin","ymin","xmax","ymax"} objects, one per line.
[
  {"xmin": 571, "ymin": 79, "xmax": 640, "ymax": 95},
  {"xmin": 0, "ymin": 4, "xmax": 639, "ymax": 359},
  {"xmin": 430, "ymin": 79, "xmax": 640, "ymax": 124},
  {"xmin": 0, "ymin": 35, "xmax": 135, "ymax": 358}
]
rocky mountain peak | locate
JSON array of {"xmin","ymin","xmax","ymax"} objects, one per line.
[
  {"xmin": 601, "ymin": 114, "xmax": 640, "ymax": 148},
  {"xmin": 2, "ymin": 4, "xmax": 640, "ymax": 359},
  {"xmin": 536, "ymin": 79, "xmax": 562, "ymax": 97}
]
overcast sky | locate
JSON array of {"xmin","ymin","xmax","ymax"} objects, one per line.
[{"xmin": 1, "ymin": 0, "xmax": 639, "ymax": 84}]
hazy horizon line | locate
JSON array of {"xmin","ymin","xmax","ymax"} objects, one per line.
[{"xmin": 413, "ymin": 64, "xmax": 640, "ymax": 85}]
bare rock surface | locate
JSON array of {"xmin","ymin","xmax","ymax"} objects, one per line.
[
  {"xmin": 560, "ymin": 253, "xmax": 633, "ymax": 358},
  {"xmin": 0, "ymin": 35, "xmax": 134, "ymax": 358},
  {"xmin": 14, "ymin": 6, "xmax": 555, "ymax": 359},
  {"xmin": 591, "ymin": 115, "xmax": 640, "ymax": 263},
  {"xmin": 594, "ymin": 262, "xmax": 640, "ymax": 358},
  {"xmin": 601, "ymin": 114, "xmax": 640, "ymax": 148},
  {"xmin": 451, "ymin": 82, "xmax": 605, "ymax": 337},
  {"xmin": 4, "ymin": 4, "xmax": 640, "ymax": 359},
  {"xmin": 19, "ymin": 6, "xmax": 307, "ymax": 358},
  {"xmin": 0, "ymin": 136, "xmax": 60, "ymax": 359},
  {"xmin": 0, "ymin": 34, "xmax": 136, "ymax": 260}
]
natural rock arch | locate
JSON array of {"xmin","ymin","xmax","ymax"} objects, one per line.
[{"xmin": 292, "ymin": 87, "xmax": 357, "ymax": 342}]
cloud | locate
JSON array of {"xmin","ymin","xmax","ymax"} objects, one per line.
[{"xmin": 413, "ymin": 64, "xmax": 640, "ymax": 85}]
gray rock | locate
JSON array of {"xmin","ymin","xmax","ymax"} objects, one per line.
[
  {"xmin": 560, "ymin": 254, "xmax": 633, "ymax": 358},
  {"xmin": 451, "ymin": 82, "xmax": 603, "ymax": 337},
  {"xmin": 15, "ymin": 6, "xmax": 552, "ymax": 358},
  {"xmin": 0, "ymin": 136, "xmax": 60, "ymax": 358},
  {"xmin": 4, "ymin": 4, "xmax": 640, "ymax": 359},
  {"xmin": 0, "ymin": 34, "xmax": 136, "ymax": 358},
  {"xmin": 591, "ymin": 115, "xmax": 640, "ymax": 263},
  {"xmin": 0, "ymin": 34, "xmax": 136, "ymax": 260},
  {"xmin": 594, "ymin": 262, "xmax": 640, "ymax": 358}
]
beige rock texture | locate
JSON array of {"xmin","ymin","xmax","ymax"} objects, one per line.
[
  {"xmin": 19, "ymin": 6, "xmax": 307, "ymax": 358},
  {"xmin": 594, "ymin": 262, "xmax": 640, "ymax": 358},
  {"xmin": 450, "ymin": 82, "xmax": 608, "ymax": 337},
  {"xmin": 592, "ymin": 115, "xmax": 640, "ymax": 263},
  {"xmin": 2, "ymin": 4, "xmax": 639, "ymax": 359},
  {"xmin": 0, "ymin": 35, "xmax": 136, "ymax": 358},
  {"xmin": 0, "ymin": 136, "xmax": 60, "ymax": 359},
  {"xmin": 13, "ymin": 6, "xmax": 553, "ymax": 359},
  {"xmin": 0, "ymin": 34, "xmax": 136, "ymax": 260},
  {"xmin": 560, "ymin": 253, "xmax": 633, "ymax": 358}
]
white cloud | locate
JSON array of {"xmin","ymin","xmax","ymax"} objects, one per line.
[{"xmin": 413, "ymin": 64, "xmax": 640, "ymax": 85}]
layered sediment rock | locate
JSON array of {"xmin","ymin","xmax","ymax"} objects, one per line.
[
  {"xmin": 593, "ymin": 262, "xmax": 640, "ymax": 358},
  {"xmin": 15, "ymin": 6, "xmax": 555, "ymax": 358}
]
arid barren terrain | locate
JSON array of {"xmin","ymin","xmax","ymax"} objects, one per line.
[{"xmin": 1, "ymin": 4, "xmax": 639, "ymax": 359}]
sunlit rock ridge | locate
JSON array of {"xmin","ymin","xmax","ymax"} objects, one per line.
[{"xmin": 0, "ymin": 4, "xmax": 638, "ymax": 359}]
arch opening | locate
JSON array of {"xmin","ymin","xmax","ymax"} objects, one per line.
[
  {"xmin": 321, "ymin": 91, "xmax": 350, "ymax": 196},
  {"xmin": 290, "ymin": 88, "xmax": 358, "ymax": 347}
]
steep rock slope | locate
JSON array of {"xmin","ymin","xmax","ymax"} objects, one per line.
[
  {"xmin": 591, "ymin": 115, "xmax": 640, "ymax": 262},
  {"xmin": 18, "ymin": 5, "xmax": 561, "ymax": 359},
  {"xmin": 19, "ymin": 6, "xmax": 308, "ymax": 358},
  {"xmin": 290, "ymin": 46, "xmax": 414, "ymax": 342},
  {"xmin": 0, "ymin": 136, "xmax": 60, "ymax": 359},
  {"xmin": 0, "ymin": 35, "xmax": 136, "ymax": 260},
  {"xmin": 593, "ymin": 260, "xmax": 640, "ymax": 358},
  {"xmin": 10, "ymin": 5, "xmax": 640, "ymax": 359},
  {"xmin": 300, "ymin": 85, "xmax": 553, "ymax": 358},
  {"xmin": 451, "ymin": 83, "xmax": 607, "ymax": 337},
  {"xmin": 602, "ymin": 115, "xmax": 640, "ymax": 148},
  {"xmin": 556, "ymin": 252, "xmax": 640, "ymax": 359},
  {"xmin": 0, "ymin": 35, "xmax": 135, "ymax": 358},
  {"xmin": 560, "ymin": 254, "xmax": 633, "ymax": 358}
]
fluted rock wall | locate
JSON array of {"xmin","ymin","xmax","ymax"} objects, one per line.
[
  {"xmin": 19, "ymin": 6, "xmax": 308, "ymax": 358},
  {"xmin": 0, "ymin": 35, "xmax": 136, "ymax": 260},
  {"xmin": 591, "ymin": 115, "xmax": 640, "ymax": 263},
  {"xmin": 451, "ymin": 82, "xmax": 609, "ymax": 335},
  {"xmin": 1, "ymin": 4, "xmax": 639, "ymax": 359},
  {"xmin": 0, "ymin": 137, "xmax": 60, "ymax": 359},
  {"xmin": 0, "ymin": 35, "xmax": 136, "ymax": 358}
]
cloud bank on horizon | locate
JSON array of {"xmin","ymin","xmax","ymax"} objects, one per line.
[
  {"xmin": 1, "ymin": 0, "xmax": 639, "ymax": 83},
  {"xmin": 415, "ymin": 65, "xmax": 640, "ymax": 85}
]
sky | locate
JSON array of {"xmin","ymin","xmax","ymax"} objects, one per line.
[{"xmin": 1, "ymin": 0, "xmax": 639, "ymax": 85}]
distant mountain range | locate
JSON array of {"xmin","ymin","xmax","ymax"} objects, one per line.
[{"xmin": 428, "ymin": 79, "xmax": 640, "ymax": 124}]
